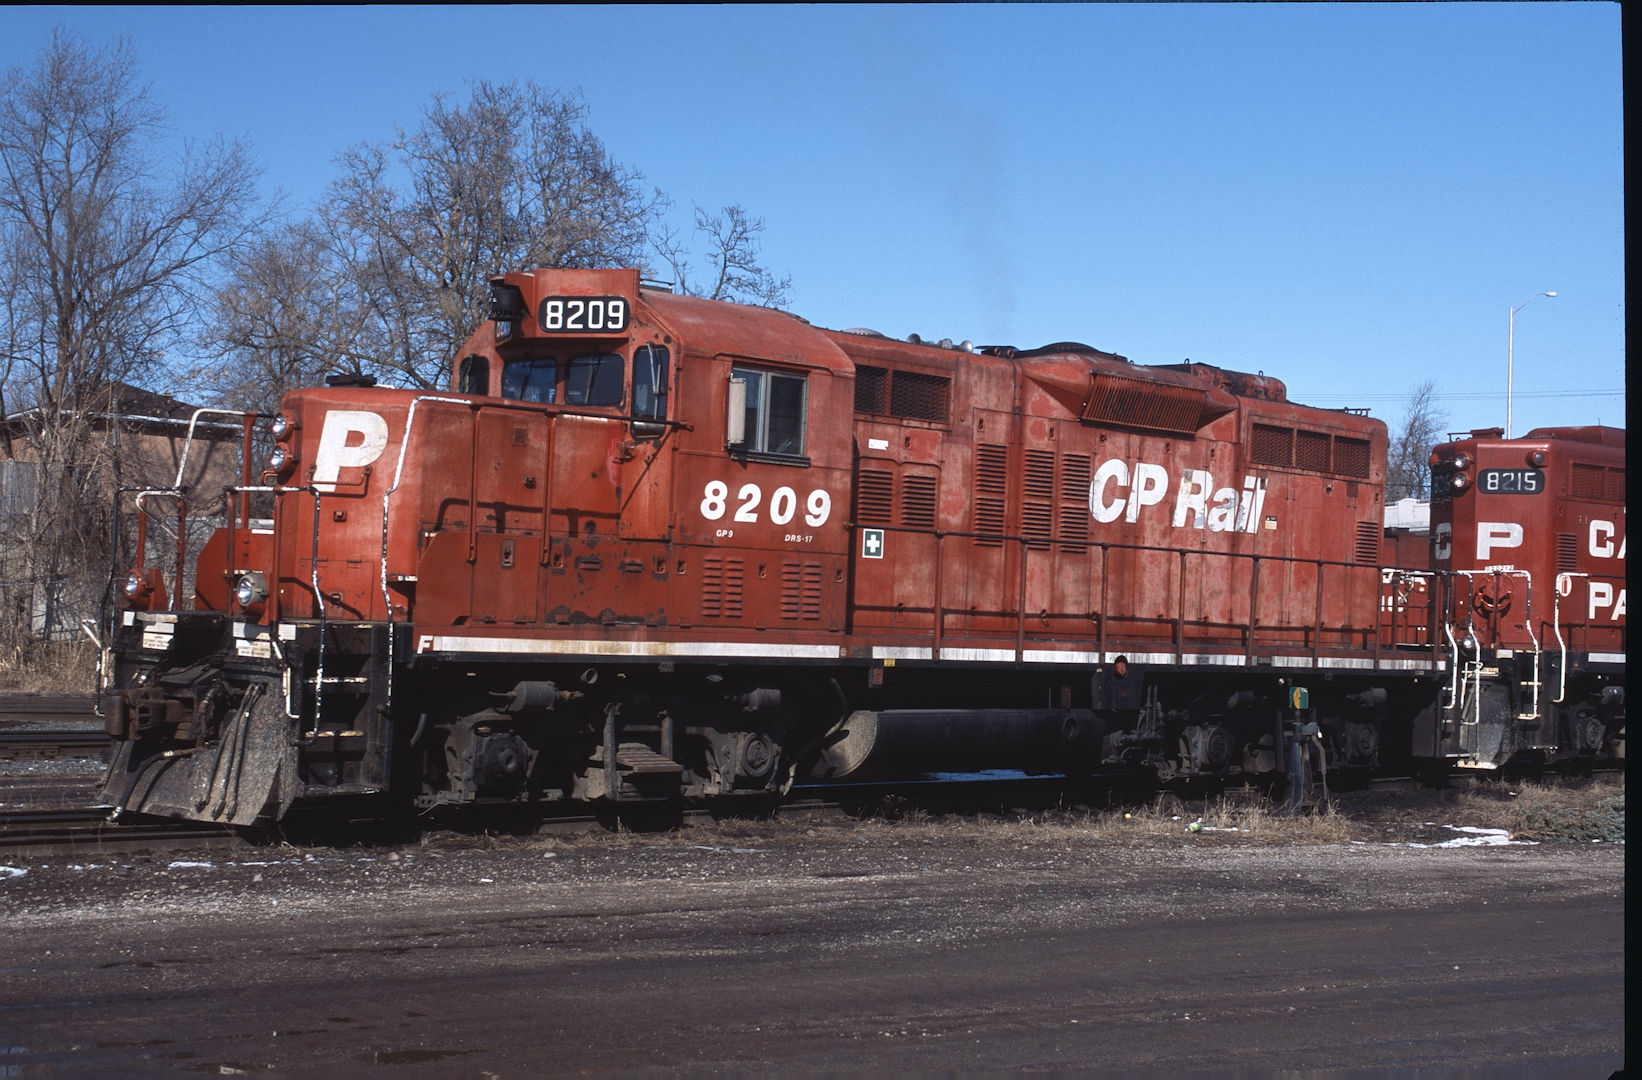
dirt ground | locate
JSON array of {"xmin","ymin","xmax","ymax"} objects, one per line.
[{"xmin": 0, "ymin": 783, "xmax": 1625, "ymax": 1077}]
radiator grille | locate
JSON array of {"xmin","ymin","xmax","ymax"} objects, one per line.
[{"xmin": 854, "ymin": 365, "xmax": 951, "ymax": 423}]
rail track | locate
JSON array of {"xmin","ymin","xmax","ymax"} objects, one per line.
[
  {"xmin": 0, "ymin": 806, "xmax": 242, "ymax": 856},
  {"xmin": 0, "ymin": 729, "xmax": 110, "ymax": 761}
]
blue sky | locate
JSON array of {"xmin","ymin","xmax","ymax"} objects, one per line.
[{"xmin": 2, "ymin": 4, "xmax": 1624, "ymax": 435}]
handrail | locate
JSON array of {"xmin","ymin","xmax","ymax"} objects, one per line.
[
  {"xmin": 1551, "ymin": 572, "xmax": 1587, "ymax": 704},
  {"xmin": 131, "ymin": 488, "xmax": 189, "ymax": 611},
  {"xmin": 172, "ymin": 407, "xmax": 260, "ymax": 490},
  {"xmin": 850, "ymin": 520, "xmax": 1420, "ymax": 664}
]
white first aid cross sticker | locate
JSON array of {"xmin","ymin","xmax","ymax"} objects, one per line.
[{"xmin": 861, "ymin": 528, "xmax": 885, "ymax": 559}]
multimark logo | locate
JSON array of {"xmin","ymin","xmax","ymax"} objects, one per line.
[{"xmin": 861, "ymin": 528, "xmax": 885, "ymax": 559}]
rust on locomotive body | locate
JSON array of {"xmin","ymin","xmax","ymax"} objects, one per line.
[{"xmin": 97, "ymin": 269, "xmax": 1625, "ymax": 826}]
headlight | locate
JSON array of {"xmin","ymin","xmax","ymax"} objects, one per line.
[
  {"xmin": 234, "ymin": 572, "xmax": 269, "ymax": 610},
  {"xmin": 1527, "ymin": 449, "xmax": 1547, "ymax": 467},
  {"xmin": 270, "ymin": 413, "xmax": 294, "ymax": 440},
  {"xmin": 1452, "ymin": 452, "xmax": 1471, "ymax": 471},
  {"xmin": 268, "ymin": 446, "xmax": 289, "ymax": 472},
  {"xmin": 124, "ymin": 571, "xmax": 146, "ymax": 598},
  {"xmin": 1450, "ymin": 472, "xmax": 1469, "ymax": 492}
]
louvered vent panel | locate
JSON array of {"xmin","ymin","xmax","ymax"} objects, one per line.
[
  {"xmin": 890, "ymin": 371, "xmax": 952, "ymax": 422},
  {"xmin": 1022, "ymin": 449, "xmax": 1056, "ymax": 549},
  {"xmin": 1353, "ymin": 521, "xmax": 1381, "ymax": 565},
  {"xmin": 701, "ymin": 556, "xmax": 745, "ymax": 618},
  {"xmin": 1606, "ymin": 468, "xmax": 1626, "ymax": 501},
  {"xmin": 1059, "ymin": 454, "xmax": 1091, "ymax": 546},
  {"xmin": 1571, "ymin": 463, "xmax": 1604, "ymax": 500},
  {"xmin": 1023, "ymin": 450, "xmax": 1056, "ymax": 500},
  {"xmin": 901, "ymin": 474, "xmax": 938, "ymax": 530},
  {"xmin": 1250, "ymin": 424, "xmax": 1293, "ymax": 467},
  {"xmin": 781, "ymin": 560, "xmax": 823, "ymax": 620},
  {"xmin": 1082, "ymin": 374, "xmax": 1205, "ymax": 433},
  {"xmin": 1556, "ymin": 534, "xmax": 1578, "ymax": 575},
  {"xmin": 1296, "ymin": 430, "xmax": 1332, "ymax": 472},
  {"xmin": 1021, "ymin": 505, "xmax": 1054, "ymax": 549},
  {"xmin": 856, "ymin": 469, "xmax": 894, "ymax": 525},
  {"xmin": 974, "ymin": 444, "xmax": 1008, "ymax": 545},
  {"xmin": 1335, "ymin": 437, "xmax": 1371, "ymax": 478}
]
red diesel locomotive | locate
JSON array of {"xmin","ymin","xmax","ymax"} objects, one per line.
[
  {"xmin": 1428, "ymin": 425, "xmax": 1625, "ymax": 768},
  {"xmin": 96, "ymin": 269, "xmax": 1619, "ymax": 824}
]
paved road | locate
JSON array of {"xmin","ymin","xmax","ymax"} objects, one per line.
[{"xmin": 0, "ymin": 832, "xmax": 1624, "ymax": 1076}]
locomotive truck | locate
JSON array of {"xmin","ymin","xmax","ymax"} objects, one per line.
[{"xmin": 97, "ymin": 269, "xmax": 1623, "ymax": 824}]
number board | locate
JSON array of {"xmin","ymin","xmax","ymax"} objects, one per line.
[
  {"xmin": 538, "ymin": 296, "xmax": 629, "ymax": 334},
  {"xmin": 1479, "ymin": 469, "xmax": 1545, "ymax": 495}
]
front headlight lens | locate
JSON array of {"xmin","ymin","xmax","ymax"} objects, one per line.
[
  {"xmin": 234, "ymin": 573, "xmax": 268, "ymax": 609},
  {"xmin": 124, "ymin": 571, "xmax": 144, "ymax": 597},
  {"xmin": 268, "ymin": 446, "xmax": 288, "ymax": 472},
  {"xmin": 271, "ymin": 413, "xmax": 293, "ymax": 440}
]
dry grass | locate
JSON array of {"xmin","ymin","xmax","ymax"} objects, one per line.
[
  {"xmin": 474, "ymin": 772, "xmax": 1624, "ymax": 852},
  {"xmin": 1449, "ymin": 773, "xmax": 1625, "ymax": 843},
  {"xmin": 0, "ymin": 638, "xmax": 100, "ymax": 694}
]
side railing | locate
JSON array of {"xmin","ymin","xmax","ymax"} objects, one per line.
[{"xmin": 847, "ymin": 523, "xmax": 1449, "ymax": 669}]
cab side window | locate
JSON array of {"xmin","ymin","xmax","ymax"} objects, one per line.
[
  {"xmin": 458, "ymin": 355, "xmax": 490, "ymax": 395},
  {"xmin": 732, "ymin": 365, "xmax": 807, "ymax": 457},
  {"xmin": 632, "ymin": 344, "xmax": 669, "ymax": 431}
]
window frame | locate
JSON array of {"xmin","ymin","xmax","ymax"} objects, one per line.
[{"xmin": 728, "ymin": 362, "xmax": 810, "ymax": 465}]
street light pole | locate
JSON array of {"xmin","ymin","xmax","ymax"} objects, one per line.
[{"xmin": 1507, "ymin": 291, "xmax": 1556, "ymax": 439}]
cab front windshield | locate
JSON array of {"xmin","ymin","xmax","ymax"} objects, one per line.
[{"xmin": 502, "ymin": 353, "xmax": 624, "ymax": 406}]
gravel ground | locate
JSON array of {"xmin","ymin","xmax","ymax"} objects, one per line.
[{"xmin": 0, "ymin": 786, "xmax": 1625, "ymax": 1076}]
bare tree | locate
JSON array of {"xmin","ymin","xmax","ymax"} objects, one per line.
[
  {"xmin": 658, "ymin": 204, "xmax": 792, "ymax": 308},
  {"xmin": 195, "ymin": 221, "xmax": 373, "ymax": 413},
  {"xmin": 0, "ymin": 29, "xmax": 261, "ymax": 647},
  {"xmin": 1385, "ymin": 379, "xmax": 1447, "ymax": 502},
  {"xmin": 320, "ymin": 81, "xmax": 666, "ymax": 388}
]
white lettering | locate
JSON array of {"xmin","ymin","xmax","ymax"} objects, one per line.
[
  {"xmin": 1090, "ymin": 460, "xmax": 1129, "ymax": 523},
  {"xmin": 1476, "ymin": 521, "xmax": 1524, "ymax": 560},
  {"xmin": 312, "ymin": 410, "xmax": 389, "ymax": 491},
  {"xmin": 1207, "ymin": 487, "xmax": 1238, "ymax": 532},
  {"xmin": 1172, "ymin": 469, "xmax": 1213, "ymax": 529},
  {"xmin": 1126, "ymin": 463, "xmax": 1168, "ymax": 523},
  {"xmin": 1589, "ymin": 519, "xmax": 1617, "ymax": 559},
  {"xmin": 1433, "ymin": 522, "xmax": 1452, "ymax": 562},
  {"xmin": 1090, "ymin": 459, "xmax": 1276, "ymax": 533}
]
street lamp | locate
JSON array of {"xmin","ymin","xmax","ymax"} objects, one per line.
[{"xmin": 1507, "ymin": 291, "xmax": 1556, "ymax": 438}]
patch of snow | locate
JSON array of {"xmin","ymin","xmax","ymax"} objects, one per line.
[
  {"xmin": 1, "ymin": 866, "xmax": 27, "ymax": 879},
  {"xmin": 1401, "ymin": 826, "xmax": 1535, "ymax": 849}
]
